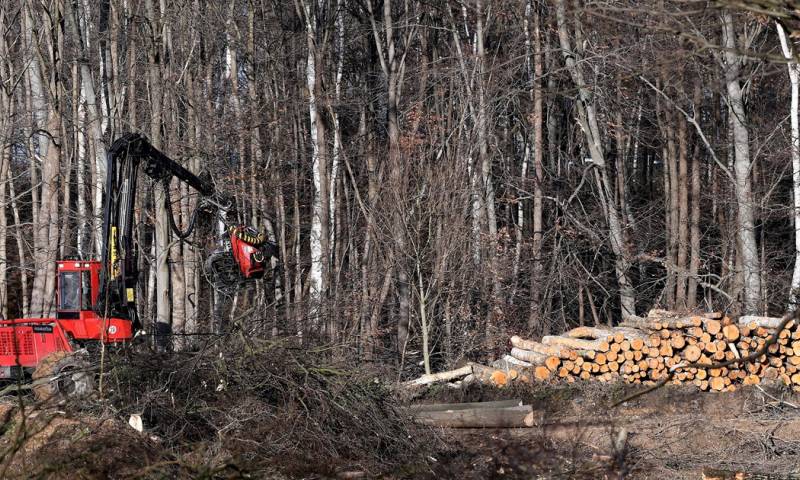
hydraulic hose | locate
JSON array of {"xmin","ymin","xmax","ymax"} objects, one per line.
[{"xmin": 163, "ymin": 178, "xmax": 202, "ymax": 240}]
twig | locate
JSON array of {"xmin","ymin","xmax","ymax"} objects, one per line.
[{"xmin": 756, "ymin": 385, "xmax": 799, "ymax": 409}]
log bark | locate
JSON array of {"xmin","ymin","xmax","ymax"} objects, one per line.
[
  {"xmin": 621, "ymin": 315, "xmax": 703, "ymax": 330},
  {"xmin": 411, "ymin": 405, "xmax": 535, "ymax": 428},
  {"xmin": 738, "ymin": 316, "xmax": 784, "ymax": 329},
  {"xmin": 509, "ymin": 347, "xmax": 547, "ymax": 365},
  {"xmin": 404, "ymin": 365, "xmax": 473, "ymax": 387},
  {"xmin": 510, "ymin": 336, "xmax": 573, "ymax": 358},
  {"xmin": 566, "ymin": 326, "xmax": 646, "ymax": 340},
  {"xmin": 565, "ymin": 326, "xmax": 615, "ymax": 339},
  {"xmin": 542, "ymin": 335, "xmax": 605, "ymax": 351},
  {"xmin": 493, "ymin": 355, "xmax": 533, "ymax": 370}
]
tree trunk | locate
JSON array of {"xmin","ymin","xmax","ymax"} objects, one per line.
[
  {"xmin": 721, "ymin": 11, "xmax": 761, "ymax": 314},
  {"xmin": 146, "ymin": 0, "xmax": 171, "ymax": 349},
  {"xmin": 554, "ymin": 0, "xmax": 636, "ymax": 319},
  {"xmin": 676, "ymin": 117, "xmax": 690, "ymax": 307},
  {"xmin": 475, "ymin": 0, "xmax": 501, "ymax": 315},
  {"xmin": 0, "ymin": 140, "xmax": 6, "ymax": 320},
  {"xmin": 688, "ymin": 83, "xmax": 703, "ymax": 308},
  {"xmin": 7, "ymin": 167, "xmax": 29, "ymax": 317},
  {"xmin": 25, "ymin": 3, "xmax": 62, "ymax": 318},
  {"xmin": 779, "ymin": 23, "xmax": 800, "ymax": 309},
  {"xmin": 0, "ymin": 9, "xmax": 10, "ymax": 318},
  {"xmin": 300, "ymin": 0, "xmax": 329, "ymax": 330},
  {"xmin": 69, "ymin": 0, "xmax": 106, "ymax": 257},
  {"xmin": 366, "ymin": 0, "xmax": 410, "ymax": 353},
  {"xmin": 528, "ymin": 1, "xmax": 545, "ymax": 331}
]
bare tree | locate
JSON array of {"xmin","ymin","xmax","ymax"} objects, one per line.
[
  {"xmin": 778, "ymin": 22, "xmax": 800, "ymax": 308},
  {"xmin": 721, "ymin": 11, "xmax": 761, "ymax": 314},
  {"xmin": 554, "ymin": 0, "xmax": 636, "ymax": 319}
]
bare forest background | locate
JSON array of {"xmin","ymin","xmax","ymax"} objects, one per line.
[{"xmin": 1, "ymin": 0, "xmax": 799, "ymax": 376}]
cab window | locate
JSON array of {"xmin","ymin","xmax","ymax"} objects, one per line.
[
  {"xmin": 59, "ymin": 272, "xmax": 81, "ymax": 310},
  {"xmin": 81, "ymin": 271, "xmax": 92, "ymax": 308}
]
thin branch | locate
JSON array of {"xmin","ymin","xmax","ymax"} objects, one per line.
[{"xmin": 639, "ymin": 75, "xmax": 735, "ymax": 182}]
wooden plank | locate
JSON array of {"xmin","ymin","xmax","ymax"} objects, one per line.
[
  {"xmin": 407, "ymin": 399, "xmax": 523, "ymax": 413},
  {"xmin": 411, "ymin": 405, "xmax": 535, "ymax": 428}
]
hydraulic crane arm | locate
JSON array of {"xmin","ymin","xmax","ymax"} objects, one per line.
[{"xmin": 96, "ymin": 133, "xmax": 221, "ymax": 326}]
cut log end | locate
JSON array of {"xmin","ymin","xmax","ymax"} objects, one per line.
[{"xmin": 534, "ymin": 366, "xmax": 551, "ymax": 381}]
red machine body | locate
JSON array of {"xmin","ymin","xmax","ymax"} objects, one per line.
[{"xmin": 0, "ymin": 260, "xmax": 132, "ymax": 379}]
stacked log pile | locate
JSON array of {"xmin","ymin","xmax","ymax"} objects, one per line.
[
  {"xmin": 500, "ymin": 310, "xmax": 797, "ymax": 392},
  {"xmin": 406, "ymin": 310, "xmax": 797, "ymax": 392}
]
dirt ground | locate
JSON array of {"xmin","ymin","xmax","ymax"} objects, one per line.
[
  {"xmin": 3, "ymin": 379, "xmax": 800, "ymax": 478},
  {"xmin": 417, "ymin": 381, "xmax": 800, "ymax": 479}
]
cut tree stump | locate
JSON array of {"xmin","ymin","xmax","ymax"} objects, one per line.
[
  {"xmin": 684, "ymin": 345, "xmax": 702, "ymax": 362},
  {"xmin": 491, "ymin": 371, "xmax": 509, "ymax": 387},
  {"xmin": 545, "ymin": 356, "xmax": 561, "ymax": 371},
  {"xmin": 705, "ymin": 319, "xmax": 722, "ymax": 335},
  {"xmin": 709, "ymin": 377, "xmax": 725, "ymax": 391},
  {"xmin": 411, "ymin": 405, "xmax": 535, "ymax": 428},
  {"xmin": 534, "ymin": 366, "xmax": 551, "ymax": 381},
  {"xmin": 722, "ymin": 324, "xmax": 740, "ymax": 342}
]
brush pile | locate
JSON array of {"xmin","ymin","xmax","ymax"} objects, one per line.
[
  {"xmin": 1, "ymin": 336, "xmax": 431, "ymax": 479},
  {"xmin": 407, "ymin": 310, "xmax": 799, "ymax": 392}
]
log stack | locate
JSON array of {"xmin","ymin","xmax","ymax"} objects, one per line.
[{"xmin": 498, "ymin": 310, "xmax": 800, "ymax": 392}]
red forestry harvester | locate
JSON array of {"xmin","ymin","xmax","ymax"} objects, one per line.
[{"xmin": 0, "ymin": 134, "xmax": 277, "ymax": 399}]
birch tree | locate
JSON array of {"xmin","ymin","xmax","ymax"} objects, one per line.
[{"xmin": 297, "ymin": 0, "xmax": 330, "ymax": 326}]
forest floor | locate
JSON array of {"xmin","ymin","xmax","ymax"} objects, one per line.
[
  {"xmin": 1, "ymin": 350, "xmax": 800, "ymax": 479},
  {"xmin": 420, "ymin": 381, "xmax": 800, "ymax": 479}
]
